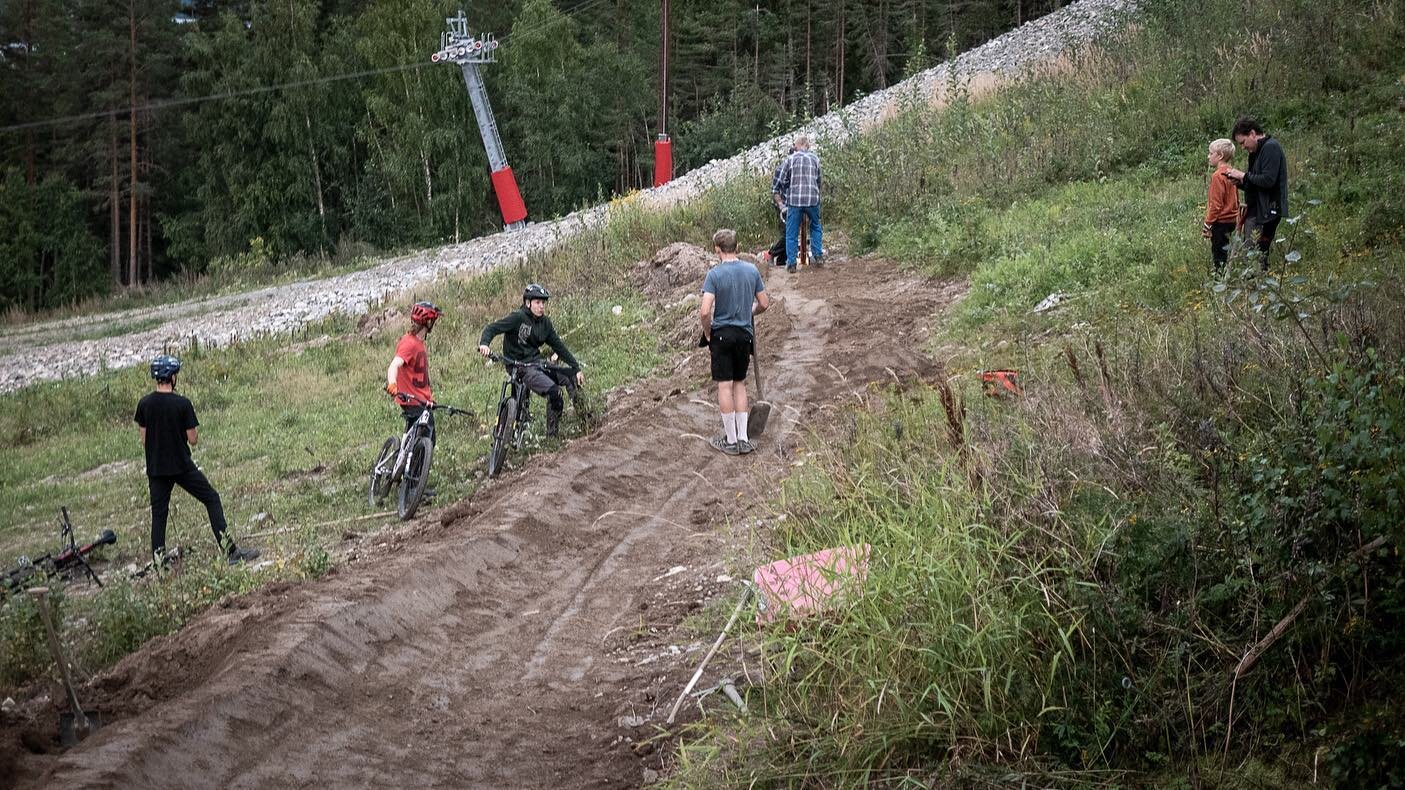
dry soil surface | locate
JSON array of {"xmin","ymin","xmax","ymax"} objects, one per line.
[{"xmin": 4, "ymin": 255, "xmax": 962, "ymax": 788}]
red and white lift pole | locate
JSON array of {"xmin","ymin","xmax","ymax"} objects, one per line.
[
  {"xmin": 654, "ymin": 0, "xmax": 673, "ymax": 187},
  {"xmin": 433, "ymin": 9, "xmax": 526, "ymax": 230}
]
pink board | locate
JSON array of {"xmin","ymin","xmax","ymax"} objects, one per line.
[{"xmin": 752, "ymin": 544, "xmax": 871, "ymax": 624}]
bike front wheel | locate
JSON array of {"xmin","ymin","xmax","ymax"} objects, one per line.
[
  {"xmin": 368, "ymin": 436, "xmax": 400, "ymax": 506},
  {"xmin": 487, "ymin": 396, "xmax": 517, "ymax": 477},
  {"xmin": 398, "ymin": 436, "xmax": 434, "ymax": 520}
]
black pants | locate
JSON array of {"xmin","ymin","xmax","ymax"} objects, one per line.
[
  {"xmin": 767, "ymin": 207, "xmax": 788, "ymax": 265},
  {"xmin": 149, "ymin": 468, "xmax": 229, "ymax": 555},
  {"xmin": 402, "ymin": 406, "xmax": 436, "ymax": 443},
  {"xmin": 1209, "ymin": 222, "xmax": 1236, "ymax": 271},
  {"xmin": 1243, "ymin": 216, "xmax": 1280, "ymax": 270}
]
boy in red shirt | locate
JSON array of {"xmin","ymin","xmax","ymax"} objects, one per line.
[
  {"xmin": 1203, "ymin": 138, "xmax": 1240, "ymax": 273},
  {"xmin": 386, "ymin": 301, "xmax": 442, "ymax": 438}
]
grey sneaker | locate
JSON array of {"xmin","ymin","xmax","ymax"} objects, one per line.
[
  {"xmin": 810, "ymin": 255, "xmax": 824, "ymax": 269},
  {"xmin": 737, "ymin": 439, "xmax": 756, "ymax": 454},
  {"xmin": 708, "ymin": 435, "xmax": 741, "ymax": 456},
  {"xmin": 227, "ymin": 546, "xmax": 260, "ymax": 565}
]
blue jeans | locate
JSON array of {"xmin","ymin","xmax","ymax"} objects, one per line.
[{"xmin": 784, "ymin": 204, "xmax": 823, "ymax": 267}]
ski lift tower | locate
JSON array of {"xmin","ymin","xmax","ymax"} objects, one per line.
[{"xmin": 432, "ymin": 10, "xmax": 526, "ymax": 231}]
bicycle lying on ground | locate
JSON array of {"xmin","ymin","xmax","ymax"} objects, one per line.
[
  {"xmin": 484, "ymin": 353, "xmax": 599, "ymax": 477},
  {"xmin": 2, "ymin": 507, "xmax": 117, "ymax": 598},
  {"xmin": 368, "ymin": 394, "xmax": 470, "ymax": 520}
]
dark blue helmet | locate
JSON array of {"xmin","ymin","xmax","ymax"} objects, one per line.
[{"xmin": 150, "ymin": 354, "xmax": 182, "ymax": 381}]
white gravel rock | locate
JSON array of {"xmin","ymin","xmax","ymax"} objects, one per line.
[{"xmin": 0, "ymin": 0, "xmax": 1133, "ymax": 394}]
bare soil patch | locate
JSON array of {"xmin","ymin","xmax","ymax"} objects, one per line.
[{"xmin": 4, "ymin": 255, "xmax": 963, "ymax": 788}]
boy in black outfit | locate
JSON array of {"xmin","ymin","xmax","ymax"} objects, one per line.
[
  {"xmin": 477, "ymin": 283, "xmax": 585, "ymax": 438},
  {"xmin": 134, "ymin": 354, "xmax": 259, "ymax": 564}
]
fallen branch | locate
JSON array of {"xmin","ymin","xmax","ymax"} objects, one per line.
[
  {"xmin": 1223, "ymin": 534, "xmax": 1392, "ymax": 768},
  {"xmin": 1232, "ymin": 535, "xmax": 1389, "ymax": 681}
]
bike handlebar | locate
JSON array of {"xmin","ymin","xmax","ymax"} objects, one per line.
[
  {"xmin": 392, "ymin": 392, "xmax": 470, "ymax": 416},
  {"xmin": 485, "ymin": 352, "xmax": 578, "ymax": 375}
]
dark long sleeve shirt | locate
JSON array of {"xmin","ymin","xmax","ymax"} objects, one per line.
[
  {"xmin": 1237, "ymin": 136, "xmax": 1288, "ymax": 224},
  {"xmin": 479, "ymin": 307, "xmax": 580, "ymax": 369}
]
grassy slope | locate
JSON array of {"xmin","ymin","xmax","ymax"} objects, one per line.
[
  {"xmin": 0, "ymin": 181, "xmax": 774, "ymax": 690},
  {"xmin": 672, "ymin": 0, "xmax": 1405, "ymax": 785}
]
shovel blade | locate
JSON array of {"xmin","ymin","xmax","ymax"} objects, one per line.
[
  {"xmin": 749, "ymin": 401, "xmax": 773, "ymax": 439},
  {"xmin": 59, "ymin": 710, "xmax": 101, "ymax": 747}
]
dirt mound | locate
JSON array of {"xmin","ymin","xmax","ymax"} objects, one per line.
[
  {"xmin": 629, "ymin": 242, "xmax": 715, "ymax": 301},
  {"xmin": 8, "ymin": 254, "xmax": 964, "ymax": 788}
]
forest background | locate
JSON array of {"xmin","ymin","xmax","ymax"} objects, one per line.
[{"xmin": 0, "ymin": 0, "xmax": 1058, "ymax": 312}]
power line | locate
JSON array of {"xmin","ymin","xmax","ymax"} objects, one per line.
[{"xmin": 0, "ymin": 0, "xmax": 616, "ymax": 136}]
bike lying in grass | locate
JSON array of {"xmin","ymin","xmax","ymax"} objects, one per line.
[
  {"xmin": 484, "ymin": 353, "xmax": 599, "ymax": 477},
  {"xmin": 2, "ymin": 507, "xmax": 116, "ymax": 598},
  {"xmin": 368, "ymin": 394, "xmax": 470, "ymax": 520}
]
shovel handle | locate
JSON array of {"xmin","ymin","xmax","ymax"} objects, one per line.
[
  {"xmin": 751, "ymin": 338, "xmax": 765, "ymax": 401},
  {"xmin": 29, "ymin": 587, "xmax": 90, "ymax": 732}
]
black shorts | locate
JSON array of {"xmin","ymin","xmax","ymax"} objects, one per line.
[{"xmin": 709, "ymin": 326, "xmax": 753, "ymax": 382}]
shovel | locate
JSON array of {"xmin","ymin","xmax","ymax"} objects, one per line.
[
  {"xmin": 29, "ymin": 586, "xmax": 100, "ymax": 744},
  {"xmin": 748, "ymin": 337, "xmax": 773, "ymax": 440}
]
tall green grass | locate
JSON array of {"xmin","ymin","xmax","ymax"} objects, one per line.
[{"xmin": 672, "ymin": 0, "xmax": 1405, "ymax": 784}]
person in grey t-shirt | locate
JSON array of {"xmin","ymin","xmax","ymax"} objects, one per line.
[{"xmin": 699, "ymin": 229, "xmax": 770, "ymax": 455}]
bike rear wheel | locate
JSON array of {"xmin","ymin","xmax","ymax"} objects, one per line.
[
  {"xmin": 368, "ymin": 436, "xmax": 400, "ymax": 506},
  {"xmin": 487, "ymin": 396, "xmax": 517, "ymax": 477},
  {"xmin": 398, "ymin": 436, "xmax": 434, "ymax": 519}
]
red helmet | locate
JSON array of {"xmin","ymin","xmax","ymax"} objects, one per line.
[{"xmin": 410, "ymin": 301, "xmax": 442, "ymax": 327}]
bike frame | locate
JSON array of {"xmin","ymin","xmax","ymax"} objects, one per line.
[
  {"xmin": 373, "ymin": 397, "xmax": 464, "ymax": 482},
  {"xmin": 388, "ymin": 407, "xmax": 435, "ymax": 481}
]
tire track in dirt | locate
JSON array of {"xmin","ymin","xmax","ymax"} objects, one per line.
[{"xmin": 7, "ymin": 256, "xmax": 961, "ymax": 789}]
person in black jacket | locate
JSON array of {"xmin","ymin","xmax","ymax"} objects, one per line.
[
  {"xmin": 134, "ymin": 355, "xmax": 259, "ymax": 564},
  {"xmin": 477, "ymin": 283, "xmax": 585, "ymax": 437},
  {"xmin": 1226, "ymin": 116, "xmax": 1288, "ymax": 267}
]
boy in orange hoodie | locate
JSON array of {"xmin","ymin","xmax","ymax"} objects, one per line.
[{"xmin": 1203, "ymin": 138, "xmax": 1240, "ymax": 273}]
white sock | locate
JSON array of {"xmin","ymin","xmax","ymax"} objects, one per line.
[
  {"xmin": 722, "ymin": 412, "xmax": 738, "ymax": 444},
  {"xmin": 736, "ymin": 412, "xmax": 749, "ymax": 442}
]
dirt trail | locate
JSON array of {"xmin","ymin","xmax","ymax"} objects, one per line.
[{"xmin": 6, "ymin": 257, "xmax": 961, "ymax": 788}]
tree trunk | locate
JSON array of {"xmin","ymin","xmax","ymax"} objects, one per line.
[
  {"xmin": 836, "ymin": 0, "xmax": 846, "ymax": 106},
  {"xmin": 22, "ymin": 0, "xmax": 36, "ymax": 186},
  {"xmin": 805, "ymin": 0, "xmax": 812, "ymax": 101},
  {"xmin": 303, "ymin": 111, "xmax": 328, "ymax": 250},
  {"xmin": 109, "ymin": 123, "xmax": 122, "ymax": 286},
  {"xmin": 753, "ymin": 4, "xmax": 759, "ymax": 84},
  {"xmin": 144, "ymin": 185, "xmax": 154, "ymax": 282},
  {"xmin": 422, "ymin": 148, "xmax": 433, "ymax": 212},
  {"xmin": 128, "ymin": 2, "xmax": 139, "ymax": 287}
]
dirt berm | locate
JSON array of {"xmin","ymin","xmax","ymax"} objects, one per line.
[{"xmin": 5, "ymin": 254, "xmax": 963, "ymax": 788}]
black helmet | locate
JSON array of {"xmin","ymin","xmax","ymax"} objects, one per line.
[
  {"xmin": 150, "ymin": 354, "xmax": 182, "ymax": 381},
  {"xmin": 522, "ymin": 283, "xmax": 550, "ymax": 302}
]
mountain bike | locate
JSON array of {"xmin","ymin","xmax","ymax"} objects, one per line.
[
  {"xmin": 368, "ymin": 394, "xmax": 470, "ymax": 520},
  {"xmin": 484, "ymin": 353, "xmax": 599, "ymax": 477},
  {"xmin": 2, "ymin": 507, "xmax": 116, "ymax": 598},
  {"xmin": 485, "ymin": 354, "xmax": 537, "ymax": 478}
]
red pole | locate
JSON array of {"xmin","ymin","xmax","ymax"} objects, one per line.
[
  {"xmin": 490, "ymin": 166, "xmax": 527, "ymax": 225},
  {"xmin": 653, "ymin": 136, "xmax": 672, "ymax": 187},
  {"xmin": 654, "ymin": 0, "xmax": 673, "ymax": 186}
]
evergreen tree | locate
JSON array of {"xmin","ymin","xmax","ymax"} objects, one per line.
[
  {"xmin": 353, "ymin": 0, "xmax": 493, "ymax": 246},
  {"xmin": 0, "ymin": 168, "xmax": 105, "ymax": 309}
]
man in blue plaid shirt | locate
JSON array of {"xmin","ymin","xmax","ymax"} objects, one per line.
[{"xmin": 772, "ymin": 134, "xmax": 824, "ymax": 272}]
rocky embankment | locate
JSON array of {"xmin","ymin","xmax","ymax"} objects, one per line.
[{"xmin": 0, "ymin": 0, "xmax": 1132, "ymax": 394}]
